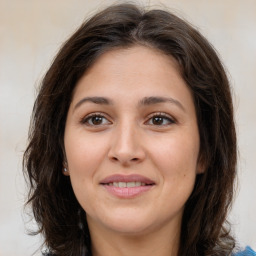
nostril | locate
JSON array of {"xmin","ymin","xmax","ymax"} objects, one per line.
[{"xmin": 110, "ymin": 156, "xmax": 139, "ymax": 163}]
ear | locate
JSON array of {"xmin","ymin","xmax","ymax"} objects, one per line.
[
  {"xmin": 62, "ymin": 163, "xmax": 70, "ymax": 176},
  {"xmin": 62, "ymin": 150, "xmax": 70, "ymax": 176},
  {"xmin": 196, "ymin": 153, "xmax": 206, "ymax": 174}
]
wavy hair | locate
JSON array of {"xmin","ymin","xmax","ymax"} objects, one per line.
[{"xmin": 23, "ymin": 3, "xmax": 237, "ymax": 256}]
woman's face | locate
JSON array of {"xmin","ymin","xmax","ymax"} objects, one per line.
[{"xmin": 64, "ymin": 46, "xmax": 202, "ymax": 236}]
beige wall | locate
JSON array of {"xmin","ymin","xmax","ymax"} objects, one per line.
[{"xmin": 0, "ymin": 0, "xmax": 255, "ymax": 255}]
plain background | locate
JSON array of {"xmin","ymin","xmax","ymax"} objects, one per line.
[{"xmin": 0, "ymin": 0, "xmax": 255, "ymax": 255}]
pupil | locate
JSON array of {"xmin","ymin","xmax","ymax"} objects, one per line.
[
  {"xmin": 92, "ymin": 116, "xmax": 102, "ymax": 125},
  {"xmin": 153, "ymin": 117, "xmax": 163, "ymax": 125}
]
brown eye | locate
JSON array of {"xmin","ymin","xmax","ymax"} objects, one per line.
[
  {"xmin": 91, "ymin": 116, "xmax": 104, "ymax": 125},
  {"xmin": 82, "ymin": 114, "xmax": 111, "ymax": 126},
  {"xmin": 152, "ymin": 116, "xmax": 164, "ymax": 125},
  {"xmin": 146, "ymin": 114, "xmax": 175, "ymax": 126}
]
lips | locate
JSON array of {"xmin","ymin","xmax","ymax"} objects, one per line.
[
  {"xmin": 100, "ymin": 174, "xmax": 155, "ymax": 185},
  {"xmin": 109, "ymin": 181, "xmax": 147, "ymax": 188},
  {"xmin": 100, "ymin": 174, "xmax": 155, "ymax": 198}
]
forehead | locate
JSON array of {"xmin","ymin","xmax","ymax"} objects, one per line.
[
  {"xmin": 85, "ymin": 45, "xmax": 181, "ymax": 79},
  {"xmin": 72, "ymin": 46, "xmax": 188, "ymax": 98}
]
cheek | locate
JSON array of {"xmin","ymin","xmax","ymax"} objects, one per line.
[
  {"xmin": 151, "ymin": 137, "xmax": 198, "ymax": 212},
  {"xmin": 64, "ymin": 133, "xmax": 109, "ymax": 203},
  {"xmin": 147, "ymin": 130, "xmax": 199, "ymax": 193},
  {"xmin": 65, "ymin": 133, "xmax": 107, "ymax": 174},
  {"xmin": 149, "ymin": 133, "xmax": 199, "ymax": 172},
  {"xmin": 64, "ymin": 134, "xmax": 108, "ymax": 209}
]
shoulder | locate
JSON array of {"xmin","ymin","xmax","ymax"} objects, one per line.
[{"xmin": 234, "ymin": 246, "xmax": 256, "ymax": 256}]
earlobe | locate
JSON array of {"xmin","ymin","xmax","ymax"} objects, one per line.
[
  {"xmin": 196, "ymin": 166, "xmax": 205, "ymax": 174},
  {"xmin": 62, "ymin": 165, "xmax": 70, "ymax": 176},
  {"xmin": 196, "ymin": 154, "xmax": 206, "ymax": 174}
]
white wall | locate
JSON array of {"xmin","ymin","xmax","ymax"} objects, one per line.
[{"xmin": 0, "ymin": 0, "xmax": 255, "ymax": 255}]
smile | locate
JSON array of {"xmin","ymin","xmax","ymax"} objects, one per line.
[
  {"xmin": 100, "ymin": 174, "xmax": 155, "ymax": 198},
  {"xmin": 107, "ymin": 181, "xmax": 147, "ymax": 187}
]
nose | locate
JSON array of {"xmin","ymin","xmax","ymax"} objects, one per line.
[{"xmin": 108, "ymin": 121, "xmax": 146, "ymax": 166}]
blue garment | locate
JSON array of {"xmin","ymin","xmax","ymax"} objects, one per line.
[{"xmin": 234, "ymin": 246, "xmax": 256, "ymax": 256}]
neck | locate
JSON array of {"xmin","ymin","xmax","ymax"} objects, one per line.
[{"xmin": 88, "ymin": 219, "xmax": 181, "ymax": 256}]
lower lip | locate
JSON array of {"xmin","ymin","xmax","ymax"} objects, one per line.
[{"xmin": 102, "ymin": 185, "xmax": 153, "ymax": 198}]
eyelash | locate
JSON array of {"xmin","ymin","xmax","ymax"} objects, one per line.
[
  {"xmin": 80, "ymin": 112, "xmax": 176, "ymax": 127},
  {"xmin": 145, "ymin": 112, "xmax": 175, "ymax": 126},
  {"xmin": 80, "ymin": 112, "xmax": 111, "ymax": 126}
]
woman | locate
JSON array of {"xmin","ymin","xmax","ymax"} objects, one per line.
[{"xmin": 23, "ymin": 3, "xmax": 255, "ymax": 256}]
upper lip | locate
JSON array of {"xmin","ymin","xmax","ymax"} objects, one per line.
[{"xmin": 100, "ymin": 174, "xmax": 155, "ymax": 185}]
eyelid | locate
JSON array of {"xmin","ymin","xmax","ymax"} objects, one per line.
[
  {"xmin": 80, "ymin": 112, "xmax": 112, "ymax": 125},
  {"xmin": 145, "ymin": 112, "xmax": 176, "ymax": 125}
]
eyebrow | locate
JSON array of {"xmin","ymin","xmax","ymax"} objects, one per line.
[
  {"xmin": 73, "ymin": 96, "xmax": 185, "ymax": 112},
  {"xmin": 74, "ymin": 96, "xmax": 113, "ymax": 110},
  {"xmin": 139, "ymin": 96, "xmax": 185, "ymax": 111}
]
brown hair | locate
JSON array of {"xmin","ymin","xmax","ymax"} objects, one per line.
[{"xmin": 23, "ymin": 3, "xmax": 237, "ymax": 256}]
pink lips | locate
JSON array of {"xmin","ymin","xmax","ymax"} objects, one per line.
[
  {"xmin": 100, "ymin": 174, "xmax": 155, "ymax": 184},
  {"xmin": 100, "ymin": 174, "xmax": 155, "ymax": 198}
]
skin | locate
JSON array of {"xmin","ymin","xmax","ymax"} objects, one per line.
[{"xmin": 64, "ymin": 46, "xmax": 202, "ymax": 256}]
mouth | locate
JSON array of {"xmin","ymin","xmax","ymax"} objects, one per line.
[
  {"xmin": 100, "ymin": 174, "xmax": 155, "ymax": 198},
  {"xmin": 104, "ymin": 181, "xmax": 152, "ymax": 187}
]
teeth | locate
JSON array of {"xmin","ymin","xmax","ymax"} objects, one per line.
[
  {"xmin": 119, "ymin": 182, "xmax": 126, "ymax": 188},
  {"xmin": 111, "ymin": 182, "xmax": 146, "ymax": 188},
  {"xmin": 127, "ymin": 182, "xmax": 135, "ymax": 187},
  {"xmin": 135, "ymin": 181, "xmax": 141, "ymax": 186}
]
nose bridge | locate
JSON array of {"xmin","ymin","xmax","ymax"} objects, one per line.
[
  {"xmin": 117, "ymin": 119, "xmax": 136, "ymax": 149},
  {"xmin": 108, "ymin": 117, "xmax": 145, "ymax": 164}
]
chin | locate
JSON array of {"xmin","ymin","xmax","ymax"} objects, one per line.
[
  {"xmin": 89, "ymin": 209, "xmax": 155, "ymax": 235},
  {"xmin": 107, "ymin": 219, "xmax": 153, "ymax": 235}
]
